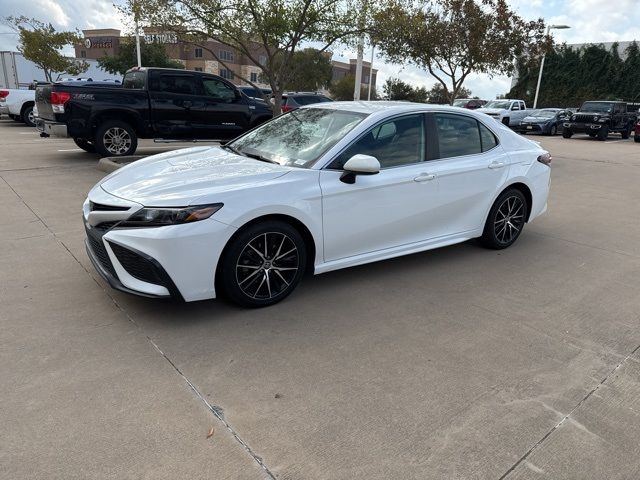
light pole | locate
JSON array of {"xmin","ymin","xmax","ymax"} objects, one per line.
[{"xmin": 533, "ymin": 24, "xmax": 570, "ymax": 109}]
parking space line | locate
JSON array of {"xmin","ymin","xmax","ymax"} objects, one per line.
[{"xmin": 57, "ymin": 148, "xmax": 82, "ymax": 152}]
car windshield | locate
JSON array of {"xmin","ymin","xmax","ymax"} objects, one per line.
[
  {"xmin": 484, "ymin": 101, "xmax": 511, "ymax": 109},
  {"xmin": 530, "ymin": 109, "xmax": 558, "ymax": 119},
  {"xmin": 580, "ymin": 102, "xmax": 613, "ymax": 113},
  {"xmin": 452, "ymin": 99, "xmax": 469, "ymax": 107},
  {"xmin": 229, "ymin": 108, "xmax": 367, "ymax": 168}
]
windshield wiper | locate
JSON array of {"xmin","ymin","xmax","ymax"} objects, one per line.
[
  {"xmin": 239, "ymin": 148, "xmax": 280, "ymax": 164},
  {"xmin": 221, "ymin": 144, "xmax": 243, "ymax": 156}
]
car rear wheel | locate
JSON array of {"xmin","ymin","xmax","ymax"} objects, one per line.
[
  {"xmin": 634, "ymin": 135, "xmax": 640, "ymax": 143},
  {"xmin": 550, "ymin": 124, "xmax": 557, "ymax": 136},
  {"xmin": 95, "ymin": 120, "xmax": 138, "ymax": 157},
  {"xmin": 562, "ymin": 128, "xmax": 573, "ymax": 138},
  {"xmin": 621, "ymin": 125, "xmax": 632, "ymax": 139},
  {"xmin": 479, "ymin": 189, "xmax": 528, "ymax": 250},
  {"xmin": 22, "ymin": 104, "xmax": 35, "ymax": 127},
  {"xmin": 73, "ymin": 138, "xmax": 97, "ymax": 153},
  {"xmin": 218, "ymin": 221, "xmax": 307, "ymax": 307}
]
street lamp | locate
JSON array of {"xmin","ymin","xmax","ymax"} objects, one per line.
[{"xmin": 533, "ymin": 24, "xmax": 570, "ymax": 109}]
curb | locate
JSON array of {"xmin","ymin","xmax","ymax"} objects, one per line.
[{"xmin": 97, "ymin": 155, "xmax": 145, "ymax": 173}]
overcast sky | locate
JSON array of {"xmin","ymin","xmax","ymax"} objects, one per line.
[{"xmin": 1, "ymin": 0, "xmax": 639, "ymax": 98}]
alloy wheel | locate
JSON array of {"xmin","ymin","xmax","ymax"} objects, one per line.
[
  {"xmin": 103, "ymin": 127, "xmax": 132, "ymax": 155},
  {"xmin": 235, "ymin": 232, "xmax": 299, "ymax": 300},
  {"xmin": 27, "ymin": 109, "xmax": 35, "ymax": 125},
  {"xmin": 494, "ymin": 195, "xmax": 525, "ymax": 244}
]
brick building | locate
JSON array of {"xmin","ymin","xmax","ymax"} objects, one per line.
[{"xmin": 75, "ymin": 29, "xmax": 377, "ymax": 93}]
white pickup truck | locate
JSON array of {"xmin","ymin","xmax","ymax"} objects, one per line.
[
  {"xmin": 0, "ymin": 88, "xmax": 36, "ymax": 127},
  {"xmin": 477, "ymin": 99, "xmax": 530, "ymax": 128}
]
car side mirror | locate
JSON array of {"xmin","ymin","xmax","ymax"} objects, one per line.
[{"xmin": 340, "ymin": 154, "xmax": 380, "ymax": 184}]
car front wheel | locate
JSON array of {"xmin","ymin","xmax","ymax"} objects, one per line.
[
  {"xmin": 479, "ymin": 189, "xmax": 528, "ymax": 250},
  {"xmin": 218, "ymin": 221, "xmax": 307, "ymax": 307},
  {"xmin": 562, "ymin": 128, "xmax": 573, "ymax": 138}
]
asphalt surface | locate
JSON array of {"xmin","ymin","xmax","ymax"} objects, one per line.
[{"xmin": 1, "ymin": 119, "xmax": 639, "ymax": 479}]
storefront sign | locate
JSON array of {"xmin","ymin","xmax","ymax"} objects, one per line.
[
  {"xmin": 84, "ymin": 37, "xmax": 114, "ymax": 49},
  {"xmin": 144, "ymin": 33, "xmax": 178, "ymax": 44}
]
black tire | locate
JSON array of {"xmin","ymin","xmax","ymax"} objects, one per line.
[
  {"xmin": 588, "ymin": 132, "xmax": 597, "ymax": 137},
  {"xmin": 502, "ymin": 117, "xmax": 510, "ymax": 127},
  {"xmin": 94, "ymin": 120, "xmax": 138, "ymax": 157},
  {"xmin": 22, "ymin": 104, "xmax": 35, "ymax": 127},
  {"xmin": 73, "ymin": 138, "xmax": 97, "ymax": 153},
  {"xmin": 218, "ymin": 220, "xmax": 307, "ymax": 308},
  {"xmin": 562, "ymin": 127, "xmax": 573, "ymax": 138},
  {"xmin": 597, "ymin": 126, "xmax": 608, "ymax": 141},
  {"xmin": 621, "ymin": 125, "xmax": 631, "ymax": 139},
  {"xmin": 549, "ymin": 124, "xmax": 557, "ymax": 136},
  {"xmin": 479, "ymin": 189, "xmax": 528, "ymax": 250},
  {"xmin": 634, "ymin": 135, "xmax": 640, "ymax": 143}
]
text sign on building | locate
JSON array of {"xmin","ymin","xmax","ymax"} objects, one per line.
[
  {"xmin": 144, "ymin": 33, "xmax": 178, "ymax": 44},
  {"xmin": 84, "ymin": 37, "xmax": 114, "ymax": 49}
]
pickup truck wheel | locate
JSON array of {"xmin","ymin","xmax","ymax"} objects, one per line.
[
  {"xmin": 621, "ymin": 125, "xmax": 631, "ymax": 139},
  {"xmin": 562, "ymin": 128, "xmax": 573, "ymax": 138},
  {"xmin": 597, "ymin": 126, "xmax": 608, "ymax": 141},
  {"xmin": 73, "ymin": 138, "xmax": 97, "ymax": 153},
  {"xmin": 501, "ymin": 117, "xmax": 510, "ymax": 126},
  {"xmin": 22, "ymin": 105, "xmax": 36, "ymax": 127},
  {"xmin": 95, "ymin": 121, "xmax": 138, "ymax": 157},
  {"xmin": 634, "ymin": 135, "xmax": 640, "ymax": 143}
]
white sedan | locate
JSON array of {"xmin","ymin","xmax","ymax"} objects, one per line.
[{"xmin": 83, "ymin": 102, "xmax": 551, "ymax": 307}]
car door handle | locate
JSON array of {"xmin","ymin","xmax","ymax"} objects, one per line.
[
  {"xmin": 414, "ymin": 173, "xmax": 436, "ymax": 182},
  {"xmin": 488, "ymin": 161, "xmax": 505, "ymax": 169}
]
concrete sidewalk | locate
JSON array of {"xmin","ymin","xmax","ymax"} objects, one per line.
[{"xmin": 1, "ymin": 121, "xmax": 640, "ymax": 479}]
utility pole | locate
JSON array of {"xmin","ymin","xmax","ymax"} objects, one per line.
[
  {"xmin": 367, "ymin": 44, "xmax": 374, "ymax": 101},
  {"xmin": 353, "ymin": 0, "xmax": 367, "ymax": 100},
  {"xmin": 134, "ymin": 1, "xmax": 142, "ymax": 67}
]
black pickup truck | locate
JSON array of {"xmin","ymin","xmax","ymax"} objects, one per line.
[
  {"xmin": 36, "ymin": 67, "xmax": 273, "ymax": 156},
  {"xmin": 562, "ymin": 101, "xmax": 636, "ymax": 141}
]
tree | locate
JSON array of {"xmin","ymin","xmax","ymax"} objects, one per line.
[
  {"xmin": 126, "ymin": 0, "xmax": 365, "ymax": 114},
  {"xmin": 280, "ymin": 48, "xmax": 333, "ymax": 92},
  {"xmin": 426, "ymin": 83, "xmax": 471, "ymax": 103},
  {"xmin": 382, "ymin": 77, "xmax": 428, "ymax": 102},
  {"xmin": 330, "ymin": 74, "xmax": 377, "ymax": 100},
  {"xmin": 372, "ymin": 0, "xmax": 549, "ymax": 104},
  {"xmin": 4, "ymin": 16, "xmax": 88, "ymax": 82},
  {"xmin": 98, "ymin": 39, "xmax": 185, "ymax": 75}
]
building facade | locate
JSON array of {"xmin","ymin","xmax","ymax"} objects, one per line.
[{"xmin": 76, "ymin": 29, "xmax": 378, "ymax": 93}]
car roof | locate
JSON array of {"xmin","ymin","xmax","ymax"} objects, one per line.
[{"xmin": 299, "ymin": 100, "xmax": 477, "ymax": 115}]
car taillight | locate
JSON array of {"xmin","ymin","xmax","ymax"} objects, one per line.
[
  {"xmin": 0, "ymin": 90, "xmax": 8, "ymax": 102},
  {"xmin": 537, "ymin": 153, "xmax": 552, "ymax": 166},
  {"xmin": 281, "ymin": 104, "xmax": 293, "ymax": 113},
  {"xmin": 51, "ymin": 91, "xmax": 71, "ymax": 113}
]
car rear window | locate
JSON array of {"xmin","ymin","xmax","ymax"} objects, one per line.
[
  {"xmin": 293, "ymin": 95, "xmax": 332, "ymax": 105},
  {"xmin": 123, "ymin": 71, "xmax": 146, "ymax": 89}
]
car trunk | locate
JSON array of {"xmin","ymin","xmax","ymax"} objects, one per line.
[{"xmin": 35, "ymin": 84, "xmax": 55, "ymax": 121}]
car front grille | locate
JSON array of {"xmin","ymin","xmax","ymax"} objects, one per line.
[
  {"xmin": 108, "ymin": 242, "xmax": 164, "ymax": 285},
  {"xmin": 94, "ymin": 221, "xmax": 120, "ymax": 232},
  {"xmin": 573, "ymin": 114, "xmax": 597, "ymax": 123},
  {"xmin": 87, "ymin": 234, "xmax": 117, "ymax": 278}
]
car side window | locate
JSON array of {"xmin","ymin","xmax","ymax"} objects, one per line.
[
  {"xmin": 202, "ymin": 77, "xmax": 237, "ymax": 103},
  {"xmin": 520, "ymin": 101, "xmax": 526, "ymax": 110},
  {"xmin": 328, "ymin": 114, "xmax": 425, "ymax": 170},
  {"xmin": 434, "ymin": 113, "xmax": 483, "ymax": 158},
  {"xmin": 151, "ymin": 74, "xmax": 198, "ymax": 95},
  {"xmin": 478, "ymin": 122, "xmax": 498, "ymax": 152}
]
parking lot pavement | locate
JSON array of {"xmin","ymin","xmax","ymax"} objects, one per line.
[{"xmin": 1, "ymin": 120, "xmax": 639, "ymax": 479}]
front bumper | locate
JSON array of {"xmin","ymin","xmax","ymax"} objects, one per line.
[
  {"xmin": 563, "ymin": 122, "xmax": 602, "ymax": 133},
  {"xmin": 36, "ymin": 118, "xmax": 68, "ymax": 137},
  {"xmin": 517, "ymin": 122, "xmax": 547, "ymax": 133}
]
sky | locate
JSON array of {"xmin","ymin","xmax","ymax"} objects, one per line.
[{"xmin": 1, "ymin": 0, "xmax": 640, "ymax": 99}]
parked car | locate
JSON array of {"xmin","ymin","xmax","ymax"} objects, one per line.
[
  {"xmin": 562, "ymin": 101, "xmax": 636, "ymax": 141},
  {"xmin": 0, "ymin": 88, "xmax": 36, "ymax": 126},
  {"xmin": 281, "ymin": 93, "xmax": 333, "ymax": 113},
  {"xmin": 634, "ymin": 118, "xmax": 640, "ymax": 143},
  {"xmin": 35, "ymin": 67, "xmax": 273, "ymax": 157},
  {"xmin": 477, "ymin": 99, "xmax": 530, "ymax": 127},
  {"xmin": 517, "ymin": 108, "xmax": 571, "ymax": 136},
  {"xmin": 452, "ymin": 98, "xmax": 487, "ymax": 110},
  {"xmin": 82, "ymin": 102, "xmax": 551, "ymax": 307}
]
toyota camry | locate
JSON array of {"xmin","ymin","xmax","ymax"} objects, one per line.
[{"xmin": 83, "ymin": 102, "xmax": 551, "ymax": 307}]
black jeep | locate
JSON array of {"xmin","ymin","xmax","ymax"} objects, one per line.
[{"xmin": 562, "ymin": 101, "xmax": 635, "ymax": 141}]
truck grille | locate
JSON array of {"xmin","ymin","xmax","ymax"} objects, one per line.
[{"xmin": 573, "ymin": 114, "xmax": 597, "ymax": 123}]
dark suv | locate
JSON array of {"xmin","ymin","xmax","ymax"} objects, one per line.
[
  {"xmin": 562, "ymin": 101, "xmax": 635, "ymax": 141},
  {"xmin": 281, "ymin": 93, "xmax": 333, "ymax": 113}
]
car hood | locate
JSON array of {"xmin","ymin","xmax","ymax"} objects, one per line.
[
  {"xmin": 100, "ymin": 146, "xmax": 292, "ymax": 206},
  {"xmin": 522, "ymin": 116, "xmax": 552, "ymax": 123},
  {"xmin": 477, "ymin": 108, "xmax": 504, "ymax": 114}
]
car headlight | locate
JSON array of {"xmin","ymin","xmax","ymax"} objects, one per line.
[
  {"xmin": 571, "ymin": 115, "xmax": 576, "ymax": 121},
  {"xmin": 120, "ymin": 203, "xmax": 223, "ymax": 227}
]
